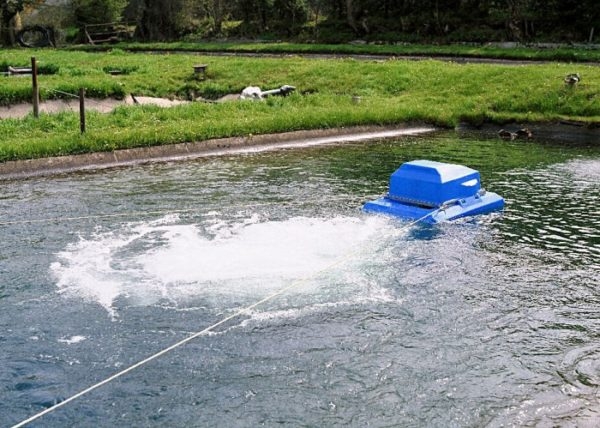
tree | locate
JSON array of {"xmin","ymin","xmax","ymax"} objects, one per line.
[
  {"xmin": 231, "ymin": 0, "xmax": 273, "ymax": 34},
  {"xmin": 273, "ymin": 0, "xmax": 308, "ymax": 35},
  {"xmin": 71, "ymin": 0, "xmax": 127, "ymax": 26},
  {"xmin": 134, "ymin": 0, "xmax": 197, "ymax": 41},
  {"xmin": 1, "ymin": 0, "xmax": 42, "ymax": 45},
  {"xmin": 208, "ymin": 0, "xmax": 224, "ymax": 35}
]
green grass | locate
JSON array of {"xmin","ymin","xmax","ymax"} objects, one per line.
[
  {"xmin": 74, "ymin": 40, "xmax": 600, "ymax": 63},
  {"xmin": 0, "ymin": 48, "xmax": 599, "ymax": 162}
]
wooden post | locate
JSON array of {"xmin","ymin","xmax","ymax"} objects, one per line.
[
  {"xmin": 193, "ymin": 64, "xmax": 207, "ymax": 79},
  {"xmin": 79, "ymin": 88, "xmax": 86, "ymax": 134},
  {"xmin": 31, "ymin": 57, "xmax": 39, "ymax": 118}
]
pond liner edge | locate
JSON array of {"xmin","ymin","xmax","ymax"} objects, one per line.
[{"xmin": 0, "ymin": 125, "xmax": 437, "ymax": 180}]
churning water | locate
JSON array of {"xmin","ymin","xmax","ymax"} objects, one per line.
[{"xmin": 1, "ymin": 131, "xmax": 599, "ymax": 427}]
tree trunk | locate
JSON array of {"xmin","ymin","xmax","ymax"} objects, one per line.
[
  {"xmin": 1, "ymin": 12, "xmax": 16, "ymax": 46},
  {"xmin": 211, "ymin": 0, "xmax": 223, "ymax": 35},
  {"xmin": 136, "ymin": 0, "xmax": 177, "ymax": 41},
  {"xmin": 505, "ymin": 0, "xmax": 523, "ymax": 41},
  {"xmin": 346, "ymin": 0, "xmax": 357, "ymax": 33},
  {"xmin": 313, "ymin": 3, "xmax": 320, "ymax": 38}
]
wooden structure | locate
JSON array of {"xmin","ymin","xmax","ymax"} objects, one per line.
[
  {"xmin": 193, "ymin": 64, "xmax": 208, "ymax": 79},
  {"xmin": 84, "ymin": 22, "xmax": 135, "ymax": 45},
  {"xmin": 7, "ymin": 66, "xmax": 32, "ymax": 75}
]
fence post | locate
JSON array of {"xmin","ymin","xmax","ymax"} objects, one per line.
[
  {"xmin": 79, "ymin": 88, "xmax": 86, "ymax": 134},
  {"xmin": 31, "ymin": 57, "xmax": 39, "ymax": 118}
]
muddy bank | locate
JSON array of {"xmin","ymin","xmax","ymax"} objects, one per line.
[
  {"xmin": 0, "ymin": 126, "xmax": 436, "ymax": 180},
  {"xmin": 457, "ymin": 121, "xmax": 600, "ymax": 144}
]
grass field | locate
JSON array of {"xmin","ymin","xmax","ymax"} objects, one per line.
[
  {"xmin": 0, "ymin": 47, "xmax": 598, "ymax": 162},
  {"xmin": 77, "ymin": 41, "xmax": 600, "ymax": 63}
]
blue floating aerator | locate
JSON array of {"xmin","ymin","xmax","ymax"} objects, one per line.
[{"xmin": 363, "ymin": 160, "xmax": 504, "ymax": 223}]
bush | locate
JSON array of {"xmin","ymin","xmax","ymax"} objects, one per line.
[{"xmin": 72, "ymin": 0, "xmax": 127, "ymax": 26}]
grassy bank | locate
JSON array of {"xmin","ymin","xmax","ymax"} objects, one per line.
[
  {"xmin": 0, "ymin": 48, "xmax": 599, "ymax": 162},
  {"xmin": 76, "ymin": 41, "xmax": 600, "ymax": 63}
]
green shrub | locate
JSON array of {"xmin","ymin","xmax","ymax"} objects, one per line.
[{"xmin": 72, "ymin": 0, "xmax": 127, "ymax": 25}]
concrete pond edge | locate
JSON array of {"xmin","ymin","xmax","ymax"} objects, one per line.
[
  {"xmin": 1, "ymin": 121, "xmax": 598, "ymax": 181},
  {"xmin": 0, "ymin": 125, "xmax": 437, "ymax": 180}
]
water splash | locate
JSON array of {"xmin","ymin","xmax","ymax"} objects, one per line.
[
  {"xmin": 50, "ymin": 215, "xmax": 395, "ymax": 317},
  {"xmin": 57, "ymin": 336, "xmax": 87, "ymax": 345}
]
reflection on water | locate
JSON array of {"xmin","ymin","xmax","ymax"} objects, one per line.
[
  {"xmin": 0, "ymin": 132, "xmax": 599, "ymax": 427},
  {"xmin": 496, "ymin": 159, "xmax": 600, "ymax": 266}
]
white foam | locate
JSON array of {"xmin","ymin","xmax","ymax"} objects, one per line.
[
  {"xmin": 143, "ymin": 216, "xmax": 374, "ymax": 283},
  {"xmin": 58, "ymin": 335, "xmax": 87, "ymax": 345},
  {"xmin": 559, "ymin": 159, "xmax": 600, "ymax": 188},
  {"xmin": 51, "ymin": 215, "xmax": 395, "ymax": 316}
]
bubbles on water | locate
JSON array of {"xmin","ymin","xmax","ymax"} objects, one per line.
[
  {"xmin": 57, "ymin": 335, "xmax": 86, "ymax": 345},
  {"xmin": 494, "ymin": 158, "xmax": 600, "ymax": 266},
  {"xmin": 559, "ymin": 345, "xmax": 600, "ymax": 389},
  {"xmin": 486, "ymin": 390, "xmax": 598, "ymax": 428},
  {"xmin": 50, "ymin": 214, "xmax": 399, "ymax": 318},
  {"xmin": 556, "ymin": 158, "xmax": 600, "ymax": 188}
]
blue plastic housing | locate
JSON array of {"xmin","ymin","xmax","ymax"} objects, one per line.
[
  {"xmin": 363, "ymin": 160, "xmax": 504, "ymax": 223},
  {"xmin": 389, "ymin": 160, "xmax": 481, "ymax": 207}
]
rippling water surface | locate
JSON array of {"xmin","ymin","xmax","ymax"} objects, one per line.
[{"xmin": 1, "ymin": 131, "xmax": 598, "ymax": 427}]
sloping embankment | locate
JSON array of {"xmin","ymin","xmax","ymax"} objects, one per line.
[
  {"xmin": 1, "ymin": 120, "xmax": 597, "ymax": 181},
  {"xmin": 0, "ymin": 126, "xmax": 436, "ymax": 180}
]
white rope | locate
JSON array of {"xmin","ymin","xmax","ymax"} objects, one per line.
[
  {"xmin": 0, "ymin": 209, "xmax": 195, "ymax": 226},
  {"xmin": 11, "ymin": 231, "xmax": 361, "ymax": 428},
  {"xmin": 45, "ymin": 89, "xmax": 113, "ymax": 108},
  {"xmin": 45, "ymin": 89, "xmax": 80, "ymax": 99},
  {"xmin": 11, "ymin": 286, "xmax": 292, "ymax": 427},
  {"xmin": 11, "ymin": 205, "xmax": 437, "ymax": 428},
  {"xmin": 0, "ymin": 196, "xmax": 366, "ymax": 227}
]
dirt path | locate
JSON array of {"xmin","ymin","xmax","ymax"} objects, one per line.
[{"xmin": 0, "ymin": 95, "xmax": 189, "ymax": 119}]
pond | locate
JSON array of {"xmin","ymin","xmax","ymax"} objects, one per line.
[{"xmin": 1, "ymin": 131, "xmax": 599, "ymax": 427}]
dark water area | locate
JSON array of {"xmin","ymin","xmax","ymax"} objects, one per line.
[{"xmin": 0, "ymin": 131, "xmax": 598, "ymax": 427}]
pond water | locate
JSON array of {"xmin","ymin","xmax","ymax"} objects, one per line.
[{"xmin": 1, "ymin": 131, "xmax": 599, "ymax": 427}]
